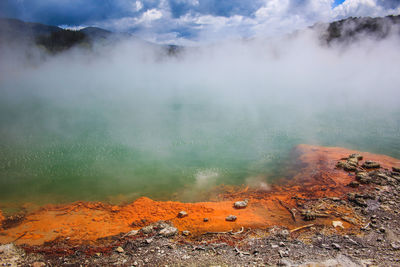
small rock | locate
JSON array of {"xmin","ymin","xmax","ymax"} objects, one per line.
[
  {"xmin": 32, "ymin": 262, "xmax": 46, "ymax": 267},
  {"xmin": 277, "ymin": 259, "xmax": 291, "ymax": 266},
  {"xmin": 362, "ymin": 161, "xmax": 380, "ymax": 169},
  {"xmin": 124, "ymin": 229, "xmax": 139, "ymax": 237},
  {"xmin": 391, "ymin": 242, "xmax": 400, "ymax": 250},
  {"xmin": 280, "ymin": 229, "xmax": 290, "ymax": 238},
  {"xmin": 159, "ymin": 226, "xmax": 178, "ymax": 237},
  {"xmin": 95, "ymin": 252, "xmax": 101, "ymax": 257},
  {"xmin": 344, "ymin": 163, "xmax": 357, "ymax": 172},
  {"xmin": 349, "ymin": 154, "xmax": 363, "ymax": 160},
  {"xmin": 145, "ymin": 238, "xmax": 153, "ymax": 244},
  {"xmin": 203, "ymin": 218, "xmax": 209, "ymax": 222},
  {"xmin": 332, "ymin": 243, "xmax": 341, "ymax": 250},
  {"xmin": 348, "ymin": 181, "xmax": 360, "ymax": 188},
  {"xmin": 271, "ymin": 244, "xmax": 279, "ymax": 248},
  {"xmin": 278, "ymin": 250, "xmax": 289, "ymax": 257},
  {"xmin": 141, "ymin": 225, "xmax": 154, "ymax": 234},
  {"xmin": 177, "ymin": 211, "xmax": 188, "ymax": 218},
  {"xmin": 393, "ymin": 167, "xmax": 400, "ymax": 173},
  {"xmin": 279, "ymin": 242, "xmax": 285, "ymax": 247},
  {"xmin": 379, "ymin": 227, "xmax": 386, "ymax": 233},
  {"xmin": 234, "ymin": 199, "xmax": 249, "ymax": 209},
  {"xmin": 356, "ymin": 172, "xmax": 372, "ymax": 184},
  {"xmin": 225, "ymin": 215, "xmax": 237, "ymax": 222},
  {"xmin": 332, "ymin": 221, "xmax": 344, "ymax": 229},
  {"xmin": 115, "ymin": 246, "xmax": 124, "ymax": 253},
  {"xmin": 182, "ymin": 230, "xmax": 190, "ymax": 236}
]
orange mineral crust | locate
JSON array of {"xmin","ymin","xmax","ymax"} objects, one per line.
[{"xmin": 0, "ymin": 144, "xmax": 398, "ymax": 246}]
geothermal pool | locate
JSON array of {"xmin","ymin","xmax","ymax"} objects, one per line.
[
  {"xmin": 0, "ymin": 39, "xmax": 399, "ymax": 207},
  {"xmin": 0, "ymin": 93, "xmax": 399, "ymax": 206}
]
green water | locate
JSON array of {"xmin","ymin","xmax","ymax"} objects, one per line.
[
  {"xmin": 0, "ymin": 43, "xmax": 400, "ymax": 207},
  {"xmin": 0, "ymin": 88, "xmax": 399, "ymax": 207}
]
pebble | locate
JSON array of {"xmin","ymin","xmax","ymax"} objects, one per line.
[
  {"xmin": 159, "ymin": 226, "xmax": 178, "ymax": 237},
  {"xmin": 225, "ymin": 215, "xmax": 237, "ymax": 222},
  {"xmin": 278, "ymin": 250, "xmax": 289, "ymax": 258},
  {"xmin": 203, "ymin": 218, "xmax": 209, "ymax": 222},
  {"xmin": 125, "ymin": 229, "xmax": 139, "ymax": 237},
  {"xmin": 115, "ymin": 246, "xmax": 124, "ymax": 253},
  {"xmin": 182, "ymin": 230, "xmax": 190, "ymax": 236},
  {"xmin": 145, "ymin": 238, "xmax": 153, "ymax": 244},
  {"xmin": 332, "ymin": 243, "xmax": 341, "ymax": 250},
  {"xmin": 234, "ymin": 199, "xmax": 249, "ymax": 209},
  {"xmin": 177, "ymin": 211, "xmax": 188, "ymax": 218},
  {"xmin": 391, "ymin": 242, "xmax": 400, "ymax": 250},
  {"xmin": 278, "ymin": 259, "xmax": 291, "ymax": 266}
]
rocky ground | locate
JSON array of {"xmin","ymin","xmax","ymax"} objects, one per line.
[{"xmin": 1, "ymin": 148, "xmax": 400, "ymax": 266}]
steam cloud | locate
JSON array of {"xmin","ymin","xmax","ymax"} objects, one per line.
[{"xmin": 0, "ymin": 25, "xmax": 399, "ymax": 203}]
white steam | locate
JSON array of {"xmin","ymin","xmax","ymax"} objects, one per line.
[{"xmin": 0, "ymin": 26, "xmax": 399, "ymax": 203}]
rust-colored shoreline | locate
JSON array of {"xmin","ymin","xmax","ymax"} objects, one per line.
[{"xmin": 0, "ymin": 144, "xmax": 399, "ymax": 246}]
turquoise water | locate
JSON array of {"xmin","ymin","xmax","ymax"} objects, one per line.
[
  {"xmin": 0, "ymin": 41, "xmax": 400, "ymax": 206},
  {"xmin": 0, "ymin": 89, "xmax": 399, "ymax": 206}
]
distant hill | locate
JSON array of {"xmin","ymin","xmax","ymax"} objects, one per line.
[
  {"xmin": 0, "ymin": 18, "xmax": 62, "ymax": 42},
  {"xmin": 315, "ymin": 15, "xmax": 400, "ymax": 44},
  {"xmin": 2, "ymin": 15, "xmax": 399, "ymax": 54},
  {"xmin": 0, "ymin": 18, "xmax": 114, "ymax": 53},
  {"xmin": 80, "ymin": 27, "xmax": 112, "ymax": 40}
]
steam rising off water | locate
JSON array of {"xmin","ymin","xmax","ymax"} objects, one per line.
[{"xmin": 0, "ymin": 31, "xmax": 400, "ymax": 206}]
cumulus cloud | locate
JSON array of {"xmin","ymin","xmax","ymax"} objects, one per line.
[
  {"xmin": 1, "ymin": 0, "xmax": 400, "ymax": 44},
  {"xmin": 333, "ymin": 0, "xmax": 400, "ymax": 18}
]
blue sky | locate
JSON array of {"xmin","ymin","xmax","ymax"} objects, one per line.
[
  {"xmin": 1, "ymin": 0, "xmax": 399, "ymax": 44},
  {"xmin": 333, "ymin": 0, "xmax": 346, "ymax": 7}
]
